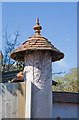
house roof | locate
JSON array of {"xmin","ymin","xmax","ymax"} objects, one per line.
[
  {"xmin": 1, "ymin": 70, "xmax": 23, "ymax": 83},
  {"xmin": 53, "ymin": 91, "xmax": 79, "ymax": 104},
  {"xmin": 1, "ymin": 71, "xmax": 57, "ymax": 85},
  {"xmin": 10, "ymin": 18, "xmax": 64, "ymax": 62}
]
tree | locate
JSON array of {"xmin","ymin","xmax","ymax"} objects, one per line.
[
  {"xmin": 2, "ymin": 27, "xmax": 20, "ymax": 71},
  {"xmin": 52, "ymin": 68, "xmax": 79, "ymax": 93}
]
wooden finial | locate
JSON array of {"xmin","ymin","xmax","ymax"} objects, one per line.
[{"xmin": 33, "ymin": 17, "xmax": 42, "ymax": 34}]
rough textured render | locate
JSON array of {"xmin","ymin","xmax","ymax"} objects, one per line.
[
  {"xmin": 0, "ymin": 83, "xmax": 24, "ymax": 119},
  {"xmin": 0, "ymin": 82, "xmax": 26, "ymax": 119},
  {"xmin": 24, "ymin": 51, "xmax": 53, "ymax": 118}
]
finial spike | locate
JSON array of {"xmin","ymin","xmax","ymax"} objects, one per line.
[
  {"xmin": 36, "ymin": 18, "xmax": 39, "ymax": 25},
  {"xmin": 33, "ymin": 17, "xmax": 42, "ymax": 34}
]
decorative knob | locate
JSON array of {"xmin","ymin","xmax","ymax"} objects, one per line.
[{"xmin": 33, "ymin": 17, "xmax": 42, "ymax": 34}]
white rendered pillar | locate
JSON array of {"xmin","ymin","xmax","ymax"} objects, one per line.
[{"xmin": 24, "ymin": 51, "xmax": 52, "ymax": 118}]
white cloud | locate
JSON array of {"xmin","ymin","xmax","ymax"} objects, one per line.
[{"xmin": 56, "ymin": 59, "xmax": 69, "ymax": 68}]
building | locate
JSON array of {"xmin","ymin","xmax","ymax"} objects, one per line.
[{"xmin": 53, "ymin": 91, "xmax": 79, "ymax": 119}]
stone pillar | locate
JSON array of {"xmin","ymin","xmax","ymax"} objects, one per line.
[
  {"xmin": 10, "ymin": 18, "xmax": 64, "ymax": 119},
  {"xmin": 24, "ymin": 51, "xmax": 52, "ymax": 118}
]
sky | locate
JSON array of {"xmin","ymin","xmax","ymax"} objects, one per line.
[{"xmin": 1, "ymin": 2, "xmax": 77, "ymax": 74}]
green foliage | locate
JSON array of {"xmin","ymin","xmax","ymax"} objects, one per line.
[
  {"xmin": 52, "ymin": 68, "xmax": 79, "ymax": 93},
  {"xmin": 16, "ymin": 61, "xmax": 24, "ymax": 71}
]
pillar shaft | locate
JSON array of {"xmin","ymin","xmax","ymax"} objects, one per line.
[{"xmin": 24, "ymin": 51, "xmax": 52, "ymax": 118}]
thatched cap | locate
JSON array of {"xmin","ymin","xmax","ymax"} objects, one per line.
[{"xmin": 10, "ymin": 18, "xmax": 64, "ymax": 62}]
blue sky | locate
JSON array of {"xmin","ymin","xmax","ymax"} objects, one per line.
[{"xmin": 2, "ymin": 2, "xmax": 77, "ymax": 74}]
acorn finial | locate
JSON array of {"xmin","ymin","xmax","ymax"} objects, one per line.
[{"xmin": 33, "ymin": 17, "xmax": 42, "ymax": 34}]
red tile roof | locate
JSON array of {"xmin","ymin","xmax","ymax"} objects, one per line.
[{"xmin": 10, "ymin": 18, "xmax": 64, "ymax": 62}]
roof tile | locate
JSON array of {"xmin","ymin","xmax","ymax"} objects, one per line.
[{"xmin": 10, "ymin": 18, "xmax": 64, "ymax": 62}]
